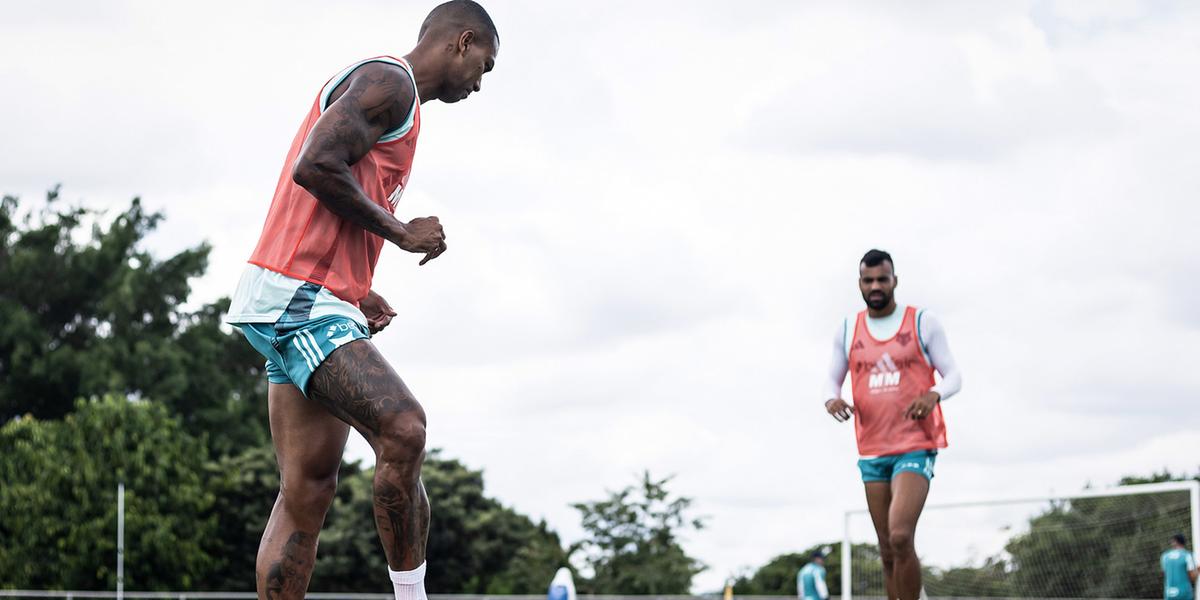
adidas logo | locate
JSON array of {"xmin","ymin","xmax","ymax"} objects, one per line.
[{"xmin": 868, "ymin": 352, "xmax": 901, "ymax": 389}]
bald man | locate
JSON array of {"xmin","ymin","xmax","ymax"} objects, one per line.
[{"xmin": 224, "ymin": 2, "xmax": 499, "ymax": 599}]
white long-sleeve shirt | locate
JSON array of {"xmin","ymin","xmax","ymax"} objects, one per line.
[{"xmin": 824, "ymin": 305, "xmax": 962, "ymax": 402}]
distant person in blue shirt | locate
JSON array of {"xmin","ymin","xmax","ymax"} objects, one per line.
[
  {"xmin": 1163, "ymin": 534, "xmax": 1198, "ymax": 600},
  {"xmin": 798, "ymin": 551, "xmax": 829, "ymax": 600}
]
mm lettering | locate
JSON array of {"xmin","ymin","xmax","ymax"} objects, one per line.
[{"xmin": 869, "ymin": 372, "xmax": 901, "ymax": 388}]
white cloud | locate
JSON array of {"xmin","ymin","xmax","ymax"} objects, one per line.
[{"xmin": 736, "ymin": 6, "xmax": 1120, "ymax": 160}]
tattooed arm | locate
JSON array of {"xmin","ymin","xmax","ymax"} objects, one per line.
[{"xmin": 292, "ymin": 62, "xmax": 446, "ymax": 264}]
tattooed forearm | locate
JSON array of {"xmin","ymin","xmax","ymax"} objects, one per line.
[{"xmin": 291, "ymin": 147, "xmax": 402, "ymax": 245}]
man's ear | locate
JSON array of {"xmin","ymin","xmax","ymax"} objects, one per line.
[{"xmin": 458, "ymin": 30, "xmax": 476, "ymax": 55}]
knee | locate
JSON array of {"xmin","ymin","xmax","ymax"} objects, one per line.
[
  {"xmin": 879, "ymin": 547, "xmax": 894, "ymax": 565},
  {"xmin": 888, "ymin": 528, "xmax": 915, "ymax": 555},
  {"xmin": 375, "ymin": 411, "xmax": 427, "ymax": 467},
  {"xmin": 875, "ymin": 531, "xmax": 894, "ymax": 561},
  {"xmin": 280, "ymin": 471, "xmax": 339, "ymax": 516}
]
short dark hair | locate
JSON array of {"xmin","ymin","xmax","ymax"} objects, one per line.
[
  {"xmin": 419, "ymin": 0, "xmax": 499, "ymax": 44},
  {"xmin": 860, "ymin": 249, "xmax": 894, "ymax": 271},
  {"xmin": 1174, "ymin": 533, "xmax": 1188, "ymax": 546}
]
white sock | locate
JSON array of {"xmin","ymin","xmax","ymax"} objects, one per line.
[{"xmin": 389, "ymin": 562, "xmax": 427, "ymax": 600}]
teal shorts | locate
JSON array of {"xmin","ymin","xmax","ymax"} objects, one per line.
[
  {"xmin": 235, "ymin": 315, "xmax": 369, "ymax": 394},
  {"xmin": 858, "ymin": 450, "xmax": 937, "ymax": 483}
]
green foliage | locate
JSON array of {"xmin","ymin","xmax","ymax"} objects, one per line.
[
  {"xmin": 308, "ymin": 461, "xmax": 389, "ymax": 592},
  {"xmin": 1004, "ymin": 475, "xmax": 1196, "ymax": 599},
  {"xmin": 34, "ymin": 433, "xmax": 570, "ymax": 593},
  {"xmin": 740, "ymin": 472, "xmax": 1199, "ymax": 599},
  {"xmin": 917, "ymin": 474, "xmax": 1198, "ymax": 598},
  {"xmin": 843, "ymin": 544, "xmax": 883, "ymax": 597},
  {"xmin": 732, "ymin": 543, "xmax": 877, "ymax": 597},
  {"xmin": 0, "ymin": 189, "xmax": 268, "ymax": 456},
  {"xmin": 0, "ymin": 396, "xmax": 220, "ymax": 589},
  {"xmin": 0, "ymin": 189, "xmax": 575, "ymax": 593},
  {"xmin": 571, "ymin": 471, "xmax": 706, "ymax": 594},
  {"xmin": 421, "ymin": 451, "xmax": 568, "ymax": 593},
  {"xmin": 202, "ymin": 445, "xmax": 282, "ymax": 590},
  {"xmin": 1120, "ymin": 470, "xmax": 1188, "ymax": 486},
  {"xmin": 732, "ymin": 552, "xmax": 808, "ymax": 595},
  {"xmin": 923, "ymin": 556, "xmax": 1012, "ymax": 597},
  {"xmin": 165, "ymin": 442, "xmax": 570, "ymax": 593},
  {"xmin": 301, "ymin": 450, "xmax": 568, "ymax": 593},
  {"xmin": 483, "ymin": 521, "xmax": 570, "ymax": 594}
]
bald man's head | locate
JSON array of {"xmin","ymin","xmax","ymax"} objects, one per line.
[
  {"xmin": 419, "ymin": 0, "xmax": 498, "ymax": 46},
  {"xmin": 414, "ymin": 0, "xmax": 498, "ymax": 104}
]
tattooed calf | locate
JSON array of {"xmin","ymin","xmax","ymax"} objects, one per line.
[{"xmin": 263, "ymin": 531, "xmax": 316, "ymax": 600}]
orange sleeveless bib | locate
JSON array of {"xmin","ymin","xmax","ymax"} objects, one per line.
[
  {"xmin": 248, "ymin": 56, "xmax": 420, "ymax": 305},
  {"xmin": 849, "ymin": 306, "xmax": 948, "ymax": 456}
]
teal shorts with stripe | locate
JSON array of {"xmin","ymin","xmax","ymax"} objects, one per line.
[
  {"xmin": 858, "ymin": 449, "xmax": 937, "ymax": 483},
  {"xmin": 235, "ymin": 314, "xmax": 369, "ymax": 394}
]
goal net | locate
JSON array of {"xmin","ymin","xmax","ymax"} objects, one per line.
[{"xmin": 842, "ymin": 481, "xmax": 1200, "ymax": 599}]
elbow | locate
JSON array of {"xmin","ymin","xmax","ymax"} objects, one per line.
[
  {"xmin": 291, "ymin": 156, "xmax": 318, "ymax": 189},
  {"xmin": 943, "ymin": 375, "xmax": 963, "ymax": 401},
  {"xmin": 291, "ymin": 154, "xmax": 339, "ymax": 190}
]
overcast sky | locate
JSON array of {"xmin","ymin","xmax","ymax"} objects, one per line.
[{"xmin": 3, "ymin": 0, "xmax": 1199, "ymax": 592}]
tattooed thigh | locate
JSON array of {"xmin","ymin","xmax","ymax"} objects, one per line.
[{"xmin": 307, "ymin": 339, "xmax": 423, "ymax": 437}]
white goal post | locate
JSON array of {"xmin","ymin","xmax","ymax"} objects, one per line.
[{"xmin": 841, "ymin": 480, "xmax": 1200, "ymax": 600}]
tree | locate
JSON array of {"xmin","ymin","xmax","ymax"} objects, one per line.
[
  {"xmin": 923, "ymin": 556, "xmax": 1012, "ymax": 598},
  {"xmin": 482, "ymin": 516, "xmax": 570, "ymax": 594},
  {"xmin": 570, "ymin": 471, "xmax": 706, "ymax": 594},
  {"xmin": 307, "ymin": 450, "xmax": 569, "ymax": 593},
  {"xmin": 1005, "ymin": 473, "xmax": 1197, "ymax": 599},
  {"xmin": 732, "ymin": 552, "xmax": 809, "ymax": 596},
  {"xmin": 732, "ymin": 543, "xmax": 880, "ymax": 597},
  {"xmin": 202, "ymin": 445, "xmax": 282, "ymax": 590},
  {"xmin": 0, "ymin": 396, "xmax": 220, "ymax": 589},
  {"xmin": 0, "ymin": 189, "xmax": 572, "ymax": 593},
  {"xmin": 0, "ymin": 402, "xmax": 572, "ymax": 592},
  {"xmin": 0, "ymin": 189, "xmax": 268, "ymax": 456},
  {"xmin": 307, "ymin": 462, "xmax": 389, "ymax": 592}
]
